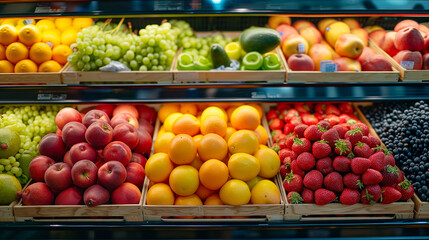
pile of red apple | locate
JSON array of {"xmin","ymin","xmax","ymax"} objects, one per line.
[
  {"xmin": 369, "ymin": 19, "xmax": 429, "ymax": 70},
  {"xmin": 20, "ymin": 104, "xmax": 156, "ymax": 207}
]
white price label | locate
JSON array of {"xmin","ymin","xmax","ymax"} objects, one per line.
[
  {"xmin": 298, "ymin": 43, "xmax": 305, "ymax": 53},
  {"xmin": 46, "ymin": 42, "xmax": 53, "ymax": 48},
  {"xmin": 320, "ymin": 60, "xmax": 337, "ymax": 72},
  {"xmin": 400, "ymin": 61, "xmax": 415, "ymax": 70},
  {"xmin": 23, "ymin": 19, "xmax": 34, "ymax": 25}
]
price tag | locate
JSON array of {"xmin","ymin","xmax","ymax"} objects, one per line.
[
  {"xmin": 23, "ymin": 19, "xmax": 34, "ymax": 25},
  {"xmin": 37, "ymin": 94, "xmax": 52, "ymax": 100},
  {"xmin": 400, "ymin": 61, "xmax": 415, "ymax": 70},
  {"xmin": 46, "ymin": 42, "xmax": 53, "ymax": 48},
  {"xmin": 320, "ymin": 60, "xmax": 337, "ymax": 72},
  {"xmin": 298, "ymin": 43, "xmax": 305, "ymax": 53}
]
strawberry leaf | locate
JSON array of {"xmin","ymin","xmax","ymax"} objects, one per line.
[
  {"xmin": 347, "ymin": 152, "xmax": 355, "ymax": 159},
  {"xmin": 382, "ymin": 148, "xmax": 391, "ymax": 156},
  {"xmin": 293, "ymin": 138, "xmax": 303, "ymax": 146},
  {"xmin": 347, "ymin": 127, "xmax": 362, "ymax": 136},
  {"xmin": 357, "ymin": 180, "xmax": 364, "ymax": 189},
  {"xmin": 399, "ymin": 180, "xmax": 411, "ymax": 190},
  {"xmin": 286, "ymin": 132, "xmax": 295, "ymax": 137},
  {"xmin": 317, "ymin": 125, "xmax": 328, "ymax": 133},
  {"xmin": 357, "ymin": 141, "xmax": 364, "ymax": 148},
  {"xmin": 363, "ymin": 189, "xmax": 374, "ymax": 201},
  {"xmin": 284, "ymin": 171, "xmax": 295, "ymax": 183},
  {"xmin": 347, "ymin": 119, "xmax": 357, "ymax": 125},
  {"xmin": 387, "ymin": 165, "xmax": 399, "ymax": 176},
  {"xmin": 335, "ymin": 139, "xmax": 350, "ymax": 155},
  {"xmin": 271, "ymin": 145, "xmax": 281, "ymax": 153},
  {"xmin": 317, "ymin": 139, "xmax": 329, "ymax": 144},
  {"xmin": 288, "ymin": 192, "xmax": 303, "ymax": 204}
]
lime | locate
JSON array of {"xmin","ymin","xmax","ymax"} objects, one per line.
[
  {"xmin": 0, "ymin": 129, "xmax": 21, "ymax": 159},
  {"xmin": 18, "ymin": 153, "xmax": 34, "ymax": 178},
  {"xmin": 225, "ymin": 42, "xmax": 241, "ymax": 60},
  {"xmin": 246, "ymin": 176, "xmax": 265, "ymax": 190},
  {"xmin": 0, "ymin": 174, "xmax": 21, "ymax": 205}
]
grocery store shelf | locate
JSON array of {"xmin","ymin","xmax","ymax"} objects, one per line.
[{"xmin": 1, "ymin": 82, "xmax": 429, "ymax": 104}]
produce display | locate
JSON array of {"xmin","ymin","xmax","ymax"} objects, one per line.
[
  {"xmin": 267, "ymin": 102, "xmax": 414, "ymax": 205},
  {"xmin": 146, "ymin": 103, "xmax": 281, "ymax": 212},
  {"xmin": 20, "ymin": 104, "xmax": 156, "ymax": 206}
]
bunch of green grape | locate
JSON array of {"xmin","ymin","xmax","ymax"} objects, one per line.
[{"xmin": 0, "ymin": 105, "xmax": 61, "ymax": 184}]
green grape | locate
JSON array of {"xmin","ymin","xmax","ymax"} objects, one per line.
[
  {"xmin": 0, "ymin": 165, "xmax": 4, "ymax": 172},
  {"xmin": 139, "ymin": 65, "xmax": 148, "ymax": 71},
  {"xmin": 5, "ymin": 165, "xmax": 11, "ymax": 171}
]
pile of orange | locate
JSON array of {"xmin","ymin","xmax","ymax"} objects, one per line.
[
  {"xmin": 146, "ymin": 103, "xmax": 281, "ymax": 216},
  {"xmin": 0, "ymin": 18, "xmax": 91, "ymax": 73}
]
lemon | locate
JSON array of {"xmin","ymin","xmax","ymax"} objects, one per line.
[
  {"xmin": 225, "ymin": 42, "xmax": 242, "ymax": 60},
  {"xmin": 0, "ymin": 174, "xmax": 22, "ymax": 205}
]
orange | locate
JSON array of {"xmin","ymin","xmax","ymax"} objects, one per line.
[
  {"xmin": 199, "ymin": 159, "xmax": 229, "ymax": 190},
  {"xmin": 158, "ymin": 103, "xmax": 180, "ymax": 123},
  {"xmin": 253, "ymin": 125, "xmax": 268, "ymax": 145},
  {"xmin": 72, "ymin": 18, "xmax": 93, "ymax": 31},
  {"xmin": 0, "ymin": 44, "xmax": 5, "ymax": 60},
  {"xmin": 168, "ymin": 134, "xmax": 197, "ymax": 165},
  {"xmin": 41, "ymin": 30, "xmax": 61, "ymax": 48},
  {"xmin": 204, "ymin": 194, "xmax": 224, "ymax": 205},
  {"xmin": 224, "ymin": 127, "xmax": 237, "ymax": 142},
  {"xmin": 200, "ymin": 115, "xmax": 227, "ymax": 137},
  {"xmin": 36, "ymin": 19, "xmax": 55, "ymax": 32},
  {"xmin": 230, "ymin": 105, "xmax": 260, "ymax": 130},
  {"xmin": 163, "ymin": 112, "xmax": 183, "ymax": 132},
  {"xmin": 228, "ymin": 153, "xmax": 260, "ymax": 181},
  {"xmin": 153, "ymin": 132, "xmax": 175, "ymax": 153},
  {"xmin": 5, "ymin": 42, "xmax": 28, "ymax": 64},
  {"xmin": 219, "ymin": 179, "xmax": 251, "ymax": 205},
  {"xmin": 38, "ymin": 60, "xmax": 62, "ymax": 72},
  {"xmin": 145, "ymin": 152, "xmax": 174, "ymax": 183},
  {"xmin": 18, "ymin": 25, "xmax": 41, "ymax": 46},
  {"xmin": 227, "ymin": 130, "xmax": 259, "ymax": 155},
  {"xmin": 172, "ymin": 114, "xmax": 200, "ymax": 136},
  {"xmin": 226, "ymin": 106, "xmax": 237, "ymax": 121},
  {"xmin": 250, "ymin": 180, "xmax": 281, "ymax": 204},
  {"xmin": 14, "ymin": 59, "xmax": 37, "ymax": 73},
  {"xmin": 54, "ymin": 18, "xmax": 73, "ymax": 31},
  {"xmin": 201, "ymin": 106, "xmax": 228, "ymax": 122},
  {"xmin": 174, "ymin": 194, "xmax": 203, "ymax": 205},
  {"xmin": 0, "ymin": 24, "xmax": 18, "ymax": 46},
  {"xmin": 61, "ymin": 28, "xmax": 78, "ymax": 46},
  {"xmin": 248, "ymin": 103, "xmax": 263, "ymax": 119},
  {"xmin": 157, "ymin": 126, "xmax": 166, "ymax": 138},
  {"xmin": 29, "ymin": 42, "xmax": 52, "ymax": 64},
  {"xmin": 189, "ymin": 155, "xmax": 204, "ymax": 170},
  {"xmin": 0, "ymin": 60, "xmax": 14, "ymax": 73},
  {"xmin": 254, "ymin": 148, "xmax": 281, "ymax": 178},
  {"xmin": 197, "ymin": 133, "xmax": 228, "ymax": 162},
  {"xmin": 259, "ymin": 144, "xmax": 269, "ymax": 150},
  {"xmin": 169, "ymin": 165, "xmax": 199, "ymax": 196},
  {"xmin": 146, "ymin": 183, "xmax": 175, "ymax": 205},
  {"xmin": 195, "ymin": 184, "xmax": 216, "ymax": 200},
  {"xmin": 52, "ymin": 44, "xmax": 72, "ymax": 65},
  {"xmin": 192, "ymin": 134, "xmax": 203, "ymax": 149},
  {"xmin": 180, "ymin": 103, "xmax": 198, "ymax": 115}
]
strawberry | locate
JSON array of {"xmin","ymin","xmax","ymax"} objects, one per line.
[
  {"xmin": 290, "ymin": 115, "xmax": 303, "ymax": 126},
  {"xmin": 347, "ymin": 118, "xmax": 358, "ymax": 126},
  {"xmin": 351, "ymin": 157, "xmax": 371, "ymax": 174},
  {"xmin": 283, "ymin": 172, "xmax": 304, "ymax": 193},
  {"xmin": 361, "ymin": 136, "xmax": 371, "ymax": 147},
  {"xmin": 343, "ymin": 173, "xmax": 363, "ymax": 190},
  {"xmin": 266, "ymin": 109, "xmax": 279, "ymax": 121},
  {"xmin": 338, "ymin": 114, "xmax": 352, "ymax": 124},
  {"xmin": 367, "ymin": 134, "xmax": 381, "ymax": 148},
  {"xmin": 279, "ymin": 148, "xmax": 297, "ymax": 162},
  {"xmin": 321, "ymin": 129, "xmax": 340, "ymax": 148},
  {"xmin": 381, "ymin": 165, "xmax": 399, "ymax": 187},
  {"xmin": 277, "ymin": 103, "xmax": 292, "ymax": 112},
  {"xmin": 353, "ymin": 142, "xmax": 374, "ymax": 158},
  {"xmin": 324, "ymin": 172, "xmax": 344, "ymax": 192},
  {"xmin": 303, "ymin": 170, "xmax": 323, "ymax": 191},
  {"xmin": 397, "ymin": 170, "xmax": 405, "ymax": 183},
  {"xmin": 351, "ymin": 122, "xmax": 369, "ymax": 136},
  {"xmin": 302, "ymin": 113, "xmax": 319, "ymax": 125},
  {"xmin": 280, "ymin": 164, "xmax": 288, "ymax": 179},
  {"xmin": 339, "ymin": 103, "xmax": 354, "ymax": 115},
  {"xmin": 333, "ymin": 156, "xmax": 351, "ymax": 173},
  {"xmin": 317, "ymin": 120, "xmax": 330, "ymax": 130},
  {"xmin": 316, "ymin": 157, "xmax": 334, "ymax": 175},
  {"xmin": 315, "ymin": 103, "xmax": 328, "ymax": 114},
  {"xmin": 334, "ymin": 139, "xmax": 352, "ymax": 156},
  {"xmin": 369, "ymin": 151, "xmax": 386, "ymax": 171},
  {"xmin": 283, "ymin": 157, "xmax": 292, "ymax": 165},
  {"xmin": 326, "ymin": 104, "xmax": 341, "ymax": 115},
  {"xmin": 271, "ymin": 129, "xmax": 283, "ymax": 143},
  {"xmin": 292, "ymin": 138, "xmax": 311, "ymax": 155},
  {"xmin": 283, "ymin": 123, "xmax": 295, "ymax": 135},
  {"xmin": 284, "ymin": 109, "xmax": 299, "ymax": 122},
  {"xmin": 380, "ymin": 186, "xmax": 402, "ymax": 204},
  {"xmin": 290, "ymin": 160, "xmax": 306, "ymax": 178},
  {"xmin": 362, "ymin": 169, "xmax": 383, "ymax": 185},
  {"xmin": 271, "ymin": 143, "xmax": 280, "ymax": 152},
  {"xmin": 294, "ymin": 124, "xmax": 308, "ymax": 138},
  {"xmin": 339, "ymin": 123, "xmax": 352, "ymax": 132},
  {"xmin": 345, "ymin": 127, "xmax": 363, "ymax": 146},
  {"xmin": 269, "ymin": 118, "xmax": 284, "ymax": 130},
  {"xmin": 361, "ymin": 185, "xmax": 382, "ymax": 204},
  {"xmin": 395, "ymin": 180, "xmax": 415, "ymax": 201},
  {"xmin": 332, "ymin": 125, "xmax": 347, "ymax": 138},
  {"xmin": 340, "ymin": 188, "xmax": 360, "ymax": 205},
  {"xmin": 296, "ymin": 152, "xmax": 316, "ymax": 171},
  {"xmin": 314, "ymin": 188, "xmax": 336, "ymax": 205},
  {"xmin": 302, "ymin": 188, "xmax": 314, "ymax": 203},
  {"xmin": 286, "ymin": 133, "xmax": 296, "ymax": 149},
  {"xmin": 314, "ymin": 113, "xmax": 326, "ymax": 121},
  {"xmin": 278, "ymin": 139, "xmax": 287, "ymax": 149},
  {"xmin": 384, "ymin": 151, "xmax": 396, "ymax": 167},
  {"xmin": 287, "ymin": 191, "xmax": 303, "ymax": 204},
  {"xmin": 324, "ymin": 114, "xmax": 340, "ymax": 127},
  {"xmin": 312, "ymin": 140, "xmax": 330, "ymax": 159},
  {"xmin": 294, "ymin": 103, "xmax": 311, "ymax": 113},
  {"xmin": 304, "ymin": 125, "xmax": 326, "ymax": 142}
]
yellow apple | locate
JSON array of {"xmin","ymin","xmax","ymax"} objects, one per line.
[
  {"xmin": 282, "ymin": 35, "xmax": 309, "ymax": 58},
  {"xmin": 309, "ymin": 43, "xmax": 333, "ymax": 71},
  {"xmin": 325, "ymin": 21, "xmax": 351, "ymax": 47},
  {"xmin": 334, "ymin": 34, "xmax": 364, "ymax": 59}
]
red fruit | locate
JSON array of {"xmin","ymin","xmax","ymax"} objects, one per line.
[
  {"xmin": 321, "ymin": 129, "xmax": 340, "ymax": 148},
  {"xmin": 325, "ymin": 105, "xmax": 341, "ymax": 115},
  {"xmin": 316, "ymin": 157, "xmax": 333, "ymax": 175},
  {"xmin": 266, "ymin": 109, "xmax": 279, "ymax": 121},
  {"xmin": 294, "ymin": 124, "xmax": 308, "ymax": 138},
  {"xmin": 55, "ymin": 186, "xmax": 84, "ymax": 205},
  {"xmin": 82, "ymin": 110, "xmax": 111, "ymax": 128},
  {"xmin": 61, "ymin": 122, "xmax": 87, "ymax": 147},
  {"xmin": 303, "ymin": 170, "xmax": 324, "ymax": 191},
  {"xmin": 292, "ymin": 138, "xmax": 311, "ymax": 155},
  {"xmin": 290, "ymin": 116, "xmax": 303, "ymax": 126},
  {"xmin": 353, "ymin": 142, "xmax": 374, "ymax": 158},
  {"xmin": 351, "ymin": 123, "xmax": 369, "ymax": 136},
  {"xmin": 103, "ymin": 141, "xmax": 132, "ymax": 166},
  {"xmin": 130, "ymin": 152, "xmax": 147, "ymax": 167},
  {"xmin": 98, "ymin": 161, "xmax": 127, "ymax": 190},
  {"xmin": 396, "ymin": 180, "xmax": 415, "ymax": 201},
  {"xmin": 312, "ymin": 140, "xmax": 331, "ymax": 159},
  {"xmin": 283, "ymin": 109, "xmax": 299, "ymax": 122},
  {"xmin": 55, "ymin": 107, "xmax": 83, "ymax": 130},
  {"xmin": 271, "ymin": 130, "xmax": 283, "ymax": 142},
  {"xmin": 304, "ymin": 125, "xmax": 326, "ymax": 142},
  {"xmin": 269, "ymin": 118, "xmax": 284, "ymax": 130},
  {"xmin": 332, "ymin": 125, "xmax": 346, "ymax": 139},
  {"xmin": 296, "ymin": 152, "xmax": 316, "ymax": 171},
  {"xmin": 368, "ymin": 134, "xmax": 381, "ymax": 148},
  {"xmin": 85, "ymin": 121, "xmax": 114, "ymax": 149},
  {"xmin": 277, "ymin": 103, "xmax": 292, "ymax": 112},
  {"xmin": 71, "ymin": 160, "xmax": 98, "ymax": 189},
  {"xmin": 397, "ymin": 170, "xmax": 405, "ymax": 183},
  {"xmin": 351, "ymin": 157, "xmax": 371, "ymax": 174},
  {"xmin": 302, "ymin": 188, "xmax": 314, "ymax": 203},
  {"xmin": 95, "ymin": 104, "xmax": 115, "ymax": 118},
  {"xmin": 290, "ymin": 160, "xmax": 305, "ymax": 178},
  {"xmin": 69, "ymin": 142, "xmax": 98, "ymax": 164},
  {"xmin": 84, "ymin": 184, "xmax": 110, "ymax": 207},
  {"xmin": 381, "ymin": 165, "xmax": 400, "ymax": 187},
  {"xmin": 113, "ymin": 123, "xmax": 140, "ymax": 149},
  {"xmin": 22, "ymin": 182, "xmax": 54, "ymax": 206},
  {"xmin": 283, "ymin": 172, "xmax": 303, "ymax": 193},
  {"xmin": 362, "ymin": 169, "xmax": 383, "ymax": 185},
  {"xmin": 345, "ymin": 128, "xmax": 363, "ymax": 146},
  {"xmin": 111, "ymin": 182, "xmax": 141, "ymax": 204},
  {"xmin": 125, "ymin": 162, "xmax": 145, "ymax": 189},
  {"xmin": 369, "ymin": 151, "xmax": 386, "ymax": 171},
  {"xmin": 343, "ymin": 173, "xmax": 363, "ymax": 190},
  {"xmin": 361, "ymin": 185, "xmax": 382, "ymax": 204},
  {"xmin": 279, "ymin": 148, "xmax": 297, "ymax": 162},
  {"xmin": 301, "ymin": 113, "xmax": 318, "ymax": 125},
  {"xmin": 280, "ymin": 164, "xmax": 288, "ymax": 179},
  {"xmin": 381, "ymin": 186, "xmax": 402, "ymax": 204},
  {"xmin": 339, "ymin": 103, "xmax": 354, "ymax": 115},
  {"xmin": 294, "ymin": 103, "xmax": 311, "ymax": 113},
  {"xmin": 317, "ymin": 120, "xmax": 330, "ymax": 130},
  {"xmin": 287, "ymin": 191, "xmax": 303, "ymax": 204},
  {"xmin": 314, "ymin": 188, "xmax": 336, "ymax": 205},
  {"xmin": 333, "ymin": 156, "xmax": 351, "ymax": 173},
  {"xmin": 315, "ymin": 103, "xmax": 328, "ymax": 114},
  {"xmin": 44, "ymin": 162, "xmax": 72, "ymax": 192},
  {"xmin": 28, "ymin": 155, "xmax": 56, "ymax": 182},
  {"xmin": 339, "ymin": 114, "xmax": 352, "ymax": 124},
  {"xmin": 286, "ymin": 134, "xmax": 295, "ymax": 149},
  {"xmin": 314, "ymin": 113, "xmax": 326, "ymax": 121},
  {"xmin": 340, "ymin": 188, "xmax": 360, "ymax": 205},
  {"xmin": 324, "ymin": 114, "xmax": 340, "ymax": 127},
  {"xmin": 334, "ymin": 139, "xmax": 352, "ymax": 156},
  {"xmin": 136, "ymin": 105, "xmax": 157, "ymax": 124},
  {"xmin": 324, "ymin": 172, "xmax": 344, "ymax": 192},
  {"xmin": 138, "ymin": 119, "xmax": 154, "ymax": 136},
  {"xmin": 38, "ymin": 133, "xmax": 67, "ymax": 162},
  {"xmin": 385, "ymin": 152, "xmax": 396, "ymax": 167},
  {"xmin": 133, "ymin": 129, "xmax": 152, "ymax": 157},
  {"xmin": 277, "ymin": 139, "xmax": 287, "ymax": 149}
]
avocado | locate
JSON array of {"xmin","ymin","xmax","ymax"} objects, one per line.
[
  {"xmin": 210, "ymin": 44, "xmax": 231, "ymax": 68},
  {"xmin": 239, "ymin": 27, "xmax": 281, "ymax": 54}
]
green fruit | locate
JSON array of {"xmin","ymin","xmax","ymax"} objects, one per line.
[
  {"xmin": 246, "ymin": 176, "xmax": 265, "ymax": 190},
  {"xmin": 239, "ymin": 27, "xmax": 281, "ymax": 54},
  {"xmin": 0, "ymin": 129, "xmax": 21, "ymax": 159},
  {"xmin": 242, "ymin": 51, "xmax": 263, "ymax": 70},
  {"xmin": 18, "ymin": 153, "xmax": 34, "ymax": 178},
  {"xmin": 262, "ymin": 53, "xmax": 282, "ymax": 70},
  {"xmin": 0, "ymin": 174, "xmax": 22, "ymax": 205},
  {"xmin": 210, "ymin": 44, "xmax": 231, "ymax": 68}
]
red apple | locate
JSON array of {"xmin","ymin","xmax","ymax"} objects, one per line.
[
  {"xmin": 380, "ymin": 31, "xmax": 400, "ymax": 57},
  {"xmin": 79, "ymin": 106, "xmax": 96, "ymax": 114},
  {"xmin": 125, "ymin": 162, "xmax": 145, "ymax": 189},
  {"xmin": 111, "ymin": 183, "xmax": 141, "ymax": 204},
  {"xmin": 63, "ymin": 150, "xmax": 73, "ymax": 167},
  {"xmin": 394, "ymin": 19, "xmax": 419, "ymax": 32},
  {"xmin": 56, "ymin": 128, "xmax": 62, "ymax": 136},
  {"xmin": 130, "ymin": 152, "xmax": 147, "ymax": 167},
  {"xmin": 85, "ymin": 121, "xmax": 114, "ymax": 149},
  {"xmin": 103, "ymin": 141, "xmax": 132, "ymax": 166},
  {"xmin": 61, "ymin": 122, "xmax": 87, "ymax": 147},
  {"xmin": 393, "ymin": 50, "xmax": 423, "ymax": 70},
  {"xmin": 113, "ymin": 123, "xmax": 139, "ymax": 149},
  {"xmin": 361, "ymin": 54, "xmax": 392, "ymax": 71},
  {"xmin": 55, "ymin": 107, "xmax": 82, "ymax": 130},
  {"xmin": 136, "ymin": 105, "xmax": 156, "ymax": 125},
  {"xmin": 138, "ymin": 118, "xmax": 154, "ymax": 136},
  {"xmin": 84, "ymin": 184, "xmax": 110, "ymax": 207},
  {"xmin": 55, "ymin": 186, "xmax": 84, "ymax": 205},
  {"xmin": 113, "ymin": 104, "xmax": 139, "ymax": 119},
  {"xmin": 44, "ymin": 162, "xmax": 72, "ymax": 192},
  {"xmin": 95, "ymin": 104, "xmax": 115, "ymax": 118},
  {"xmin": 287, "ymin": 54, "xmax": 315, "ymax": 71},
  {"xmin": 82, "ymin": 110, "xmax": 110, "ymax": 128},
  {"xmin": 21, "ymin": 182, "xmax": 54, "ymax": 205},
  {"xmin": 38, "ymin": 133, "xmax": 66, "ymax": 162},
  {"xmin": 71, "ymin": 160, "xmax": 98, "ymax": 188},
  {"xmin": 29, "ymin": 155, "xmax": 56, "ymax": 182},
  {"xmin": 423, "ymin": 53, "xmax": 429, "ymax": 70},
  {"xmin": 369, "ymin": 30, "xmax": 387, "ymax": 46},
  {"xmin": 98, "ymin": 161, "xmax": 127, "ymax": 190},
  {"xmin": 133, "ymin": 129, "xmax": 152, "ymax": 157},
  {"xmin": 69, "ymin": 142, "xmax": 98, "ymax": 164},
  {"xmin": 394, "ymin": 27, "xmax": 424, "ymax": 51},
  {"xmin": 423, "ymin": 33, "xmax": 429, "ymax": 53},
  {"xmin": 357, "ymin": 46, "xmax": 376, "ymax": 64},
  {"xmin": 110, "ymin": 112, "xmax": 139, "ymax": 129}
]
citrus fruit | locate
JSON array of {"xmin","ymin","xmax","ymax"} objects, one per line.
[
  {"xmin": 219, "ymin": 179, "xmax": 251, "ymax": 205},
  {"xmin": 253, "ymin": 125, "xmax": 268, "ymax": 145},
  {"xmin": 224, "ymin": 127, "xmax": 237, "ymax": 142},
  {"xmin": 169, "ymin": 165, "xmax": 199, "ymax": 196},
  {"xmin": 29, "ymin": 42, "xmax": 52, "ymax": 64},
  {"xmin": 0, "ymin": 174, "xmax": 22, "ymax": 205},
  {"xmin": 5, "ymin": 42, "xmax": 28, "ymax": 64},
  {"xmin": 41, "ymin": 30, "xmax": 61, "ymax": 48},
  {"xmin": 227, "ymin": 130, "xmax": 259, "ymax": 155},
  {"xmin": 225, "ymin": 42, "xmax": 241, "ymax": 60},
  {"xmin": 54, "ymin": 18, "xmax": 73, "ymax": 31},
  {"xmin": 199, "ymin": 159, "xmax": 229, "ymax": 190},
  {"xmin": 172, "ymin": 114, "xmax": 200, "ymax": 136},
  {"xmin": 192, "ymin": 134, "xmax": 203, "ymax": 149},
  {"xmin": 168, "ymin": 134, "xmax": 197, "ymax": 165},
  {"xmin": 153, "ymin": 132, "xmax": 175, "ymax": 153},
  {"xmin": 61, "ymin": 28, "xmax": 78, "ymax": 46},
  {"xmin": 246, "ymin": 176, "xmax": 265, "ymax": 190},
  {"xmin": 15, "ymin": 59, "xmax": 37, "ymax": 73},
  {"xmin": 201, "ymin": 106, "xmax": 227, "ymax": 122},
  {"xmin": 180, "ymin": 103, "xmax": 198, "ymax": 115},
  {"xmin": 163, "ymin": 112, "xmax": 182, "ymax": 132},
  {"xmin": 0, "ymin": 24, "xmax": 18, "ymax": 46},
  {"xmin": 189, "ymin": 155, "xmax": 203, "ymax": 170},
  {"xmin": 204, "ymin": 193, "xmax": 224, "ymax": 205},
  {"xmin": 0, "ymin": 60, "xmax": 14, "ymax": 73},
  {"xmin": 157, "ymin": 126, "xmax": 165, "ymax": 138},
  {"xmin": 39, "ymin": 60, "xmax": 62, "ymax": 72},
  {"xmin": 197, "ymin": 133, "xmax": 228, "ymax": 161},
  {"xmin": 195, "ymin": 184, "xmax": 216, "ymax": 200},
  {"xmin": 226, "ymin": 106, "xmax": 237, "ymax": 120},
  {"xmin": 72, "ymin": 18, "xmax": 93, "ymax": 31},
  {"xmin": 250, "ymin": 180, "xmax": 281, "ymax": 204},
  {"xmin": 145, "ymin": 152, "xmax": 174, "ymax": 183},
  {"xmin": 200, "ymin": 115, "xmax": 227, "ymax": 137},
  {"xmin": 228, "ymin": 153, "xmax": 260, "ymax": 181},
  {"xmin": 52, "ymin": 44, "xmax": 72, "ymax": 64},
  {"xmin": 146, "ymin": 183, "xmax": 175, "ymax": 205},
  {"xmin": 158, "ymin": 103, "xmax": 180, "ymax": 123},
  {"xmin": 36, "ymin": 19, "xmax": 55, "ymax": 32},
  {"xmin": 259, "ymin": 144, "xmax": 269, "ymax": 149},
  {"xmin": 18, "ymin": 25, "xmax": 41, "ymax": 46},
  {"xmin": 254, "ymin": 148, "xmax": 281, "ymax": 178},
  {"xmin": 0, "ymin": 44, "xmax": 5, "ymax": 60},
  {"xmin": 248, "ymin": 103, "xmax": 263, "ymax": 119},
  {"xmin": 230, "ymin": 105, "xmax": 260, "ymax": 130}
]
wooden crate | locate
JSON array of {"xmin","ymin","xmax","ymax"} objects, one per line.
[
  {"xmin": 0, "ymin": 72, "xmax": 62, "ymax": 85},
  {"xmin": 369, "ymin": 39, "xmax": 429, "ymax": 82},
  {"xmin": 0, "ymin": 201, "xmax": 17, "ymax": 222}
]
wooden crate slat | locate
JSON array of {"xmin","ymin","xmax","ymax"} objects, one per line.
[
  {"xmin": 0, "ymin": 201, "xmax": 16, "ymax": 222},
  {"xmin": 0, "ymin": 72, "xmax": 62, "ymax": 85}
]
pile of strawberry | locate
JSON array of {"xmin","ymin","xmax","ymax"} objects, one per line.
[{"xmin": 268, "ymin": 103, "xmax": 415, "ymax": 205}]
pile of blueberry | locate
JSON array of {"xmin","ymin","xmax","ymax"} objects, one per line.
[{"xmin": 361, "ymin": 100, "xmax": 429, "ymax": 201}]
